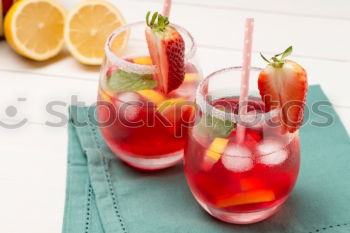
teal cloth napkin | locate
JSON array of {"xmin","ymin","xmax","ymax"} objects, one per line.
[{"xmin": 62, "ymin": 85, "xmax": 350, "ymax": 233}]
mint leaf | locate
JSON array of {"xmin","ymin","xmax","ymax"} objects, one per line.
[
  {"xmin": 107, "ymin": 70, "xmax": 157, "ymax": 92},
  {"xmin": 196, "ymin": 114, "xmax": 235, "ymax": 138}
]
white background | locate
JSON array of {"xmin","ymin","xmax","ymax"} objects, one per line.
[{"xmin": 1, "ymin": 0, "xmax": 350, "ymax": 232}]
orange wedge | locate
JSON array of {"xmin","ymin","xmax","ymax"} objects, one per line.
[
  {"xmin": 216, "ymin": 189, "xmax": 275, "ymax": 208},
  {"xmin": 137, "ymin": 89, "xmax": 165, "ymax": 105},
  {"xmin": 206, "ymin": 137, "xmax": 229, "ymax": 162}
]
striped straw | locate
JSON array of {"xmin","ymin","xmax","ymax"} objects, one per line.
[
  {"xmin": 162, "ymin": 0, "xmax": 172, "ymax": 17},
  {"xmin": 237, "ymin": 18, "xmax": 254, "ymax": 144}
]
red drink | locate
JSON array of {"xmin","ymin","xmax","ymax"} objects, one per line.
[
  {"xmin": 185, "ymin": 97, "xmax": 300, "ymax": 222},
  {"xmin": 98, "ymin": 18, "xmax": 200, "ymax": 170},
  {"xmin": 97, "ymin": 57, "xmax": 199, "ymax": 169},
  {"xmin": 184, "ymin": 65, "xmax": 303, "ymax": 223}
]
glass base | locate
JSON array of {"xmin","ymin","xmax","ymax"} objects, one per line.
[
  {"xmin": 113, "ymin": 148, "xmax": 183, "ymax": 170},
  {"xmin": 196, "ymin": 197, "xmax": 285, "ymax": 224}
]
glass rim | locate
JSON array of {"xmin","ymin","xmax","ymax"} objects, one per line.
[
  {"xmin": 104, "ymin": 21, "xmax": 197, "ymax": 75},
  {"xmin": 196, "ymin": 66, "xmax": 280, "ymax": 123}
]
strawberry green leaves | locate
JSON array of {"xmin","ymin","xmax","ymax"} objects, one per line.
[
  {"xmin": 260, "ymin": 46, "xmax": 293, "ymax": 68},
  {"xmin": 279, "ymin": 46, "xmax": 293, "ymax": 59},
  {"xmin": 146, "ymin": 11, "xmax": 169, "ymax": 33},
  {"xmin": 107, "ymin": 70, "xmax": 157, "ymax": 92},
  {"xmin": 260, "ymin": 53, "xmax": 271, "ymax": 63}
]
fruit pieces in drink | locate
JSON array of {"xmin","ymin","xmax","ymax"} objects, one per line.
[
  {"xmin": 216, "ymin": 189, "xmax": 275, "ymax": 208},
  {"xmin": 98, "ymin": 89, "xmax": 185, "ymax": 156},
  {"xmin": 187, "ymin": 134, "xmax": 298, "ymax": 212},
  {"xmin": 185, "ymin": 97, "xmax": 300, "ymax": 212},
  {"xmin": 202, "ymin": 137, "xmax": 229, "ymax": 171},
  {"xmin": 98, "ymin": 55, "xmax": 197, "ymax": 156},
  {"xmin": 138, "ymin": 89, "xmax": 165, "ymax": 105},
  {"xmin": 157, "ymin": 98, "xmax": 195, "ymax": 136}
]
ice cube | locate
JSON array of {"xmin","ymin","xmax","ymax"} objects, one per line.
[
  {"xmin": 124, "ymin": 106, "xmax": 142, "ymax": 122},
  {"xmin": 256, "ymin": 139, "xmax": 288, "ymax": 166},
  {"xmin": 221, "ymin": 144, "xmax": 253, "ymax": 172},
  {"xmin": 117, "ymin": 92, "xmax": 142, "ymax": 103},
  {"xmin": 170, "ymin": 82, "xmax": 196, "ymax": 100},
  {"xmin": 116, "ymin": 92, "xmax": 143, "ymax": 122},
  {"xmin": 240, "ymin": 110, "xmax": 263, "ymax": 130}
]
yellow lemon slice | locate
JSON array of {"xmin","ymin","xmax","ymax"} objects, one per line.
[
  {"xmin": 137, "ymin": 89, "xmax": 165, "ymax": 105},
  {"xmin": 206, "ymin": 137, "xmax": 229, "ymax": 162},
  {"xmin": 4, "ymin": 0, "xmax": 66, "ymax": 61},
  {"xmin": 133, "ymin": 57, "xmax": 153, "ymax": 65},
  {"xmin": 64, "ymin": 0, "xmax": 128, "ymax": 65},
  {"xmin": 157, "ymin": 98, "xmax": 188, "ymax": 113}
]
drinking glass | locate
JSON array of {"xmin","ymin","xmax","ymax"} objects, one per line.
[
  {"xmin": 97, "ymin": 21, "xmax": 201, "ymax": 170},
  {"xmin": 184, "ymin": 67, "xmax": 300, "ymax": 224}
]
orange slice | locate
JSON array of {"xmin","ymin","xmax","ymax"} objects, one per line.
[
  {"xmin": 137, "ymin": 89, "xmax": 165, "ymax": 105},
  {"xmin": 216, "ymin": 189, "xmax": 275, "ymax": 208},
  {"xmin": 206, "ymin": 137, "xmax": 229, "ymax": 162},
  {"xmin": 133, "ymin": 57, "xmax": 153, "ymax": 65}
]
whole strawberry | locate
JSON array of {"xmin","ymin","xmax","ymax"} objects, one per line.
[
  {"xmin": 258, "ymin": 46, "xmax": 308, "ymax": 133},
  {"xmin": 145, "ymin": 11, "xmax": 185, "ymax": 94}
]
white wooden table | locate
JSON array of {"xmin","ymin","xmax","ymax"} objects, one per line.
[{"xmin": 1, "ymin": 0, "xmax": 349, "ymax": 232}]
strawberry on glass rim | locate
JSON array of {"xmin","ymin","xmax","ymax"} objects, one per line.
[
  {"xmin": 145, "ymin": 11, "xmax": 185, "ymax": 94},
  {"xmin": 258, "ymin": 46, "xmax": 308, "ymax": 133}
]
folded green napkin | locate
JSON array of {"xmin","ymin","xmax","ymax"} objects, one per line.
[{"xmin": 62, "ymin": 85, "xmax": 350, "ymax": 233}]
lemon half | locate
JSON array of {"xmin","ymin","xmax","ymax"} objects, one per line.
[
  {"xmin": 4, "ymin": 0, "xmax": 66, "ymax": 61},
  {"xmin": 64, "ymin": 0, "xmax": 128, "ymax": 65}
]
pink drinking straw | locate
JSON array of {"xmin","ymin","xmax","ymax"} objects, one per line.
[
  {"xmin": 237, "ymin": 18, "xmax": 254, "ymax": 144},
  {"xmin": 162, "ymin": 0, "xmax": 172, "ymax": 17}
]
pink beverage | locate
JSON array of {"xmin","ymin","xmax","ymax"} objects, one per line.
[
  {"xmin": 184, "ymin": 66, "xmax": 304, "ymax": 224},
  {"xmin": 97, "ymin": 57, "xmax": 198, "ymax": 169},
  {"xmin": 185, "ymin": 98, "xmax": 300, "ymax": 218},
  {"xmin": 97, "ymin": 17, "xmax": 201, "ymax": 170}
]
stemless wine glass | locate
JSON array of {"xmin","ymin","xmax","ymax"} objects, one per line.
[
  {"xmin": 97, "ymin": 21, "xmax": 201, "ymax": 170},
  {"xmin": 184, "ymin": 67, "xmax": 300, "ymax": 224}
]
